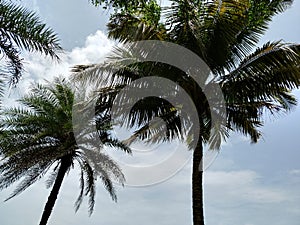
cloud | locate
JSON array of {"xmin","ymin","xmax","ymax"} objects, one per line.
[
  {"xmin": 289, "ymin": 169, "xmax": 300, "ymax": 176},
  {"xmin": 205, "ymin": 170, "xmax": 288, "ymax": 205},
  {"xmin": 23, "ymin": 29, "xmax": 114, "ymax": 82},
  {"xmin": 2, "ymin": 30, "xmax": 114, "ymax": 107},
  {"xmin": 68, "ymin": 30, "xmax": 114, "ymax": 65},
  {"xmin": 204, "ymin": 169, "xmax": 300, "ymax": 225}
]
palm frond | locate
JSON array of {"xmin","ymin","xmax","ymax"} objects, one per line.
[
  {"xmin": 0, "ymin": 1, "xmax": 62, "ymax": 58},
  {"xmin": 222, "ymin": 43, "xmax": 300, "ymax": 106},
  {"xmin": 5, "ymin": 162, "xmax": 53, "ymax": 201},
  {"xmin": 0, "ymin": 41, "xmax": 23, "ymax": 85},
  {"xmin": 0, "ymin": 1, "xmax": 62, "ymax": 85}
]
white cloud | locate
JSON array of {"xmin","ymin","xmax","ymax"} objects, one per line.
[
  {"xmin": 23, "ymin": 29, "xmax": 114, "ymax": 83},
  {"xmin": 68, "ymin": 30, "xmax": 114, "ymax": 65},
  {"xmin": 204, "ymin": 169, "xmax": 300, "ymax": 225},
  {"xmin": 2, "ymin": 30, "xmax": 114, "ymax": 107},
  {"xmin": 205, "ymin": 170, "xmax": 288, "ymax": 204},
  {"xmin": 205, "ymin": 170, "xmax": 259, "ymax": 186},
  {"xmin": 289, "ymin": 169, "xmax": 300, "ymax": 176}
]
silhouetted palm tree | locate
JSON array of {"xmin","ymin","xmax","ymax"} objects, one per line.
[
  {"xmin": 73, "ymin": 1, "xmax": 300, "ymax": 224},
  {"xmin": 0, "ymin": 78, "xmax": 130, "ymax": 225}
]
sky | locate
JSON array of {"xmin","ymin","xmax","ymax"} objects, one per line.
[{"xmin": 0, "ymin": 0, "xmax": 300, "ymax": 225}]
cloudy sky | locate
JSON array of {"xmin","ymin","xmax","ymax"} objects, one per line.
[{"xmin": 0, "ymin": 0, "xmax": 300, "ymax": 225}]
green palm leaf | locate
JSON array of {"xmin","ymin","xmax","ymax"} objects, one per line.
[{"xmin": 0, "ymin": 1, "xmax": 62, "ymax": 86}]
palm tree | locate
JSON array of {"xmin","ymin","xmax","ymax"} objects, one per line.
[
  {"xmin": 89, "ymin": 0, "xmax": 151, "ymax": 9},
  {"xmin": 73, "ymin": 0, "xmax": 300, "ymax": 225},
  {"xmin": 0, "ymin": 0, "xmax": 62, "ymax": 88},
  {"xmin": 0, "ymin": 78, "xmax": 130, "ymax": 225}
]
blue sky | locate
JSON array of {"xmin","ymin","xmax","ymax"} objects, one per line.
[{"xmin": 0, "ymin": 0, "xmax": 300, "ymax": 225}]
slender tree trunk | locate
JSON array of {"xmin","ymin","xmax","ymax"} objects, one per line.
[
  {"xmin": 38, "ymin": 157, "xmax": 70, "ymax": 225},
  {"xmin": 192, "ymin": 140, "xmax": 204, "ymax": 225}
]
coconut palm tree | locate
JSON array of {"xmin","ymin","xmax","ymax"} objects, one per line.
[
  {"xmin": 0, "ymin": 77, "xmax": 130, "ymax": 225},
  {"xmin": 0, "ymin": 0, "xmax": 62, "ymax": 88},
  {"xmin": 89, "ymin": 0, "xmax": 151, "ymax": 9},
  {"xmin": 73, "ymin": 0, "xmax": 300, "ymax": 225}
]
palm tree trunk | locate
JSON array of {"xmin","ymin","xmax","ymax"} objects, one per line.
[
  {"xmin": 192, "ymin": 140, "xmax": 204, "ymax": 225},
  {"xmin": 38, "ymin": 157, "xmax": 70, "ymax": 225}
]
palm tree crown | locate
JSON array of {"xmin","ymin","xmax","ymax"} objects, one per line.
[{"xmin": 75, "ymin": 0, "xmax": 300, "ymax": 147}]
